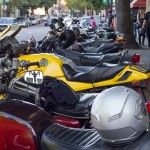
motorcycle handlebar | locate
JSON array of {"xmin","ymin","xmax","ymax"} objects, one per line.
[
  {"xmin": 0, "ymin": 84, "xmax": 29, "ymax": 98},
  {"xmin": 25, "ymin": 62, "xmax": 40, "ymax": 68},
  {"xmin": 20, "ymin": 61, "xmax": 40, "ymax": 68},
  {"xmin": 7, "ymin": 88, "xmax": 29, "ymax": 98}
]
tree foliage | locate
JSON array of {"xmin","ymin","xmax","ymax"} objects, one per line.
[
  {"xmin": 39, "ymin": 0, "xmax": 57, "ymax": 9},
  {"xmin": 65, "ymin": 0, "xmax": 89, "ymax": 10},
  {"xmin": 11, "ymin": 0, "xmax": 56, "ymax": 14},
  {"xmin": 65, "ymin": 0, "xmax": 104, "ymax": 11}
]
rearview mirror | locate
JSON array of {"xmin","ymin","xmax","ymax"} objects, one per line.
[{"xmin": 24, "ymin": 70, "xmax": 43, "ymax": 84}]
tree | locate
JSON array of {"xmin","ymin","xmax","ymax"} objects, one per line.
[
  {"xmin": 39, "ymin": 0, "xmax": 57, "ymax": 14},
  {"xmin": 66, "ymin": 0, "xmax": 89, "ymax": 10},
  {"xmin": 65, "ymin": 0, "xmax": 90, "ymax": 16},
  {"xmin": 115, "ymin": 0, "xmax": 139, "ymax": 48},
  {"xmin": 11, "ymin": 0, "xmax": 55, "ymax": 16},
  {"xmin": 88, "ymin": 0, "xmax": 103, "ymax": 14},
  {"xmin": 66, "ymin": 0, "xmax": 105, "ymax": 15}
]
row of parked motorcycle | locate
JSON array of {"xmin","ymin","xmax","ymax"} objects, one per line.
[{"xmin": 0, "ymin": 19, "xmax": 150, "ymax": 150}]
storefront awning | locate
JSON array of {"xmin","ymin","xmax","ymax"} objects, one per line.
[{"xmin": 130, "ymin": 0, "xmax": 146, "ymax": 8}]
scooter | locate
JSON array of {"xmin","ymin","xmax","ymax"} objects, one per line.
[{"xmin": 1, "ymin": 82, "xmax": 150, "ymax": 150}]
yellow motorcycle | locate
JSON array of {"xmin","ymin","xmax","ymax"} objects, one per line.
[{"xmin": 17, "ymin": 53, "xmax": 150, "ymax": 97}]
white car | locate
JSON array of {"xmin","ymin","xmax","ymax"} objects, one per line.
[
  {"xmin": 16, "ymin": 16, "xmax": 32, "ymax": 27},
  {"xmin": 0, "ymin": 17, "xmax": 18, "ymax": 31},
  {"xmin": 29, "ymin": 17, "xmax": 38, "ymax": 25}
]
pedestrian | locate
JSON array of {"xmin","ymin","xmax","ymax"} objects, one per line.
[
  {"xmin": 131, "ymin": 9, "xmax": 138, "ymax": 39},
  {"xmin": 90, "ymin": 16, "xmax": 96, "ymax": 28},
  {"xmin": 107, "ymin": 9, "xmax": 114, "ymax": 28},
  {"xmin": 113, "ymin": 13, "xmax": 117, "ymax": 31},
  {"xmin": 137, "ymin": 7, "xmax": 145, "ymax": 46},
  {"xmin": 142, "ymin": 11, "xmax": 150, "ymax": 47}
]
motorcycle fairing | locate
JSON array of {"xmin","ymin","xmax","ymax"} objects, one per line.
[
  {"xmin": 18, "ymin": 53, "xmax": 150, "ymax": 92},
  {"xmin": 0, "ymin": 99, "xmax": 52, "ymax": 136}
]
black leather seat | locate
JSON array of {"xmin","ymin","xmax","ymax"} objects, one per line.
[
  {"xmin": 79, "ymin": 40, "xmax": 96, "ymax": 47},
  {"xmin": 41, "ymin": 124, "xmax": 101, "ymax": 150},
  {"xmin": 62, "ymin": 63, "xmax": 125, "ymax": 83},
  {"xmin": 80, "ymin": 52, "xmax": 122, "ymax": 66},
  {"xmin": 52, "ymin": 93, "xmax": 98, "ymax": 118},
  {"xmin": 55, "ymin": 48, "xmax": 123, "ymax": 66},
  {"xmin": 84, "ymin": 43, "xmax": 116, "ymax": 53},
  {"xmin": 41, "ymin": 124, "xmax": 150, "ymax": 150}
]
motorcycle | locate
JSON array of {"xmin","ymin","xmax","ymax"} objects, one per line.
[
  {"xmin": 1, "ymin": 81, "xmax": 150, "ymax": 149},
  {"xmin": 49, "ymin": 18, "xmax": 124, "ymax": 54},
  {"xmin": 8, "ymin": 70, "xmax": 150, "ymax": 129},
  {"xmin": 16, "ymin": 50, "xmax": 150, "ymax": 94},
  {"xmin": 28, "ymin": 33, "xmax": 131, "ymax": 66}
]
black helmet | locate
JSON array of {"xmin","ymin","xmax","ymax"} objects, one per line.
[
  {"xmin": 70, "ymin": 26, "xmax": 80, "ymax": 37},
  {"xmin": 49, "ymin": 18, "xmax": 62, "ymax": 30},
  {"xmin": 138, "ymin": 28, "xmax": 145, "ymax": 36},
  {"xmin": 58, "ymin": 15, "xmax": 63, "ymax": 21},
  {"xmin": 58, "ymin": 29, "xmax": 76, "ymax": 49}
]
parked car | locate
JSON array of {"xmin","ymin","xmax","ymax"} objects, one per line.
[
  {"xmin": 16, "ymin": 16, "xmax": 32, "ymax": 27},
  {"xmin": 0, "ymin": 17, "xmax": 18, "ymax": 31},
  {"xmin": 34, "ymin": 15, "xmax": 43, "ymax": 24},
  {"xmin": 29, "ymin": 17, "xmax": 38, "ymax": 25},
  {"xmin": 42, "ymin": 15, "xmax": 47, "ymax": 22}
]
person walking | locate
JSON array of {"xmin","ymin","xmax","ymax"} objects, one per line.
[
  {"xmin": 142, "ymin": 10, "xmax": 150, "ymax": 48},
  {"xmin": 107, "ymin": 9, "xmax": 114, "ymax": 28},
  {"xmin": 90, "ymin": 16, "xmax": 96, "ymax": 28},
  {"xmin": 131, "ymin": 9, "xmax": 138, "ymax": 39},
  {"xmin": 137, "ymin": 7, "xmax": 145, "ymax": 46}
]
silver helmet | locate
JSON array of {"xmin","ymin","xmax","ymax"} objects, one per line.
[{"xmin": 91, "ymin": 86, "xmax": 149, "ymax": 145}]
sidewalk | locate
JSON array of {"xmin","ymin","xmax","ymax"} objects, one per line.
[
  {"xmin": 128, "ymin": 48, "xmax": 150, "ymax": 68},
  {"xmin": 127, "ymin": 33, "xmax": 150, "ymax": 69}
]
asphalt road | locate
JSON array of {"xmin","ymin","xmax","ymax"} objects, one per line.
[{"xmin": 15, "ymin": 22, "xmax": 50, "ymax": 43}]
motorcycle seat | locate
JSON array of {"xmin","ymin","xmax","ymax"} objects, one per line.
[
  {"xmin": 80, "ymin": 52, "xmax": 122, "ymax": 66},
  {"xmin": 41, "ymin": 123, "xmax": 101, "ymax": 150},
  {"xmin": 52, "ymin": 93, "xmax": 98, "ymax": 118},
  {"xmin": 62, "ymin": 63, "xmax": 125, "ymax": 83},
  {"xmin": 41, "ymin": 123, "xmax": 150, "ymax": 150},
  {"xmin": 84, "ymin": 43, "xmax": 115, "ymax": 53},
  {"xmin": 79, "ymin": 40, "xmax": 95, "ymax": 47}
]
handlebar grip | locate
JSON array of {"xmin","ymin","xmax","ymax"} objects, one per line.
[
  {"xmin": 0, "ymin": 84, "xmax": 29, "ymax": 98},
  {"xmin": 25, "ymin": 62, "xmax": 40, "ymax": 68},
  {"xmin": 7, "ymin": 88, "xmax": 29, "ymax": 98}
]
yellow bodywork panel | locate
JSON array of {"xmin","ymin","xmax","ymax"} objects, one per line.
[{"xmin": 18, "ymin": 53, "xmax": 150, "ymax": 92}]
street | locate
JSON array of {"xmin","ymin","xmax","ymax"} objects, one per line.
[{"xmin": 15, "ymin": 23, "xmax": 50, "ymax": 43}]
